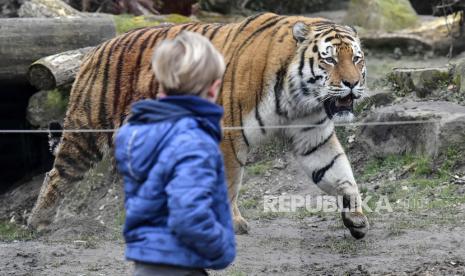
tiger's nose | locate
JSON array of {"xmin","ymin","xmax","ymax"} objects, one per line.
[{"xmin": 342, "ymin": 80, "xmax": 358, "ymax": 89}]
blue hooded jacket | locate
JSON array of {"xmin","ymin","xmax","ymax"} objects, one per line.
[{"xmin": 114, "ymin": 96, "xmax": 236, "ymax": 269}]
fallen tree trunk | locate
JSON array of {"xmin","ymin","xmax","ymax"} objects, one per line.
[
  {"xmin": 360, "ymin": 12, "xmax": 465, "ymax": 55},
  {"xmin": 404, "ymin": 12, "xmax": 465, "ymax": 54},
  {"xmin": 0, "ymin": 17, "xmax": 116, "ymax": 85},
  {"xmin": 360, "ymin": 33, "xmax": 432, "ymax": 51},
  {"xmin": 28, "ymin": 47, "xmax": 94, "ymax": 90}
]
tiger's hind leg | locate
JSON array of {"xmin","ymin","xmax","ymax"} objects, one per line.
[
  {"xmin": 27, "ymin": 131, "xmax": 107, "ymax": 230},
  {"xmin": 221, "ymin": 139, "xmax": 250, "ymax": 234}
]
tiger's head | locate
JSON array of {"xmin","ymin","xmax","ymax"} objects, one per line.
[{"xmin": 288, "ymin": 21, "xmax": 366, "ymax": 122}]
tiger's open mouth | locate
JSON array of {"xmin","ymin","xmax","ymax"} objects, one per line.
[{"xmin": 323, "ymin": 94, "xmax": 354, "ymax": 119}]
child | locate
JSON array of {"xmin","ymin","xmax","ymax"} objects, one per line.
[{"xmin": 114, "ymin": 31, "xmax": 235, "ymax": 276}]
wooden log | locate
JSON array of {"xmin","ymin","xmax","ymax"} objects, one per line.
[
  {"xmin": 0, "ymin": 17, "xmax": 116, "ymax": 85},
  {"xmin": 404, "ymin": 12, "xmax": 465, "ymax": 54},
  {"xmin": 28, "ymin": 47, "xmax": 94, "ymax": 90},
  {"xmin": 359, "ymin": 12, "xmax": 465, "ymax": 55},
  {"xmin": 360, "ymin": 33, "xmax": 433, "ymax": 51}
]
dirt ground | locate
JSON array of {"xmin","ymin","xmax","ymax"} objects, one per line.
[
  {"xmin": 1, "ymin": 149, "xmax": 465, "ymax": 276},
  {"xmin": 2, "ymin": 38, "xmax": 465, "ymax": 276}
]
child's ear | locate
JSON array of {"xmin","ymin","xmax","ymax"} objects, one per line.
[
  {"xmin": 157, "ymin": 88, "xmax": 167, "ymax": 99},
  {"xmin": 207, "ymin": 79, "xmax": 222, "ymax": 102}
]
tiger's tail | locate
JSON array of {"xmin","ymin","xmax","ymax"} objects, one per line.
[{"xmin": 28, "ymin": 124, "xmax": 110, "ymax": 229}]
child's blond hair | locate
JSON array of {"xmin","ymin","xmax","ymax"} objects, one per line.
[{"xmin": 152, "ymin": 31, "xmax": 225, "ymax": 96}]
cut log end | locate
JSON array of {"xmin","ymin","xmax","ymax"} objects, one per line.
[
  {"xmin": 28, "ymin": 64, "xmax": 56, "ymax": 90},
  {"xmin": 27, "ymin": 47, "xmax": 94, "ymax": 90}
]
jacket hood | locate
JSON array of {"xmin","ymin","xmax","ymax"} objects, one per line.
[{"xmin": 128, "ymin": 96, "xmax": 224, "ymax": 142}]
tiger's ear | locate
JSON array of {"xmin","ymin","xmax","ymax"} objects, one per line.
[
  {"xmin": 346, "ymin": 25, "xmax": 357, "ymax": 35},
  {"xmin": 293, "ymin": 22, "xmax": 309, "ymax": 43}
]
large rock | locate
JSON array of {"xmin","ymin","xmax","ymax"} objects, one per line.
[
  {"xmin": 345, "ymin": 0, "xmax": 418, "ymax": 32},
  {"xmin": 18, "ymin": 0, "xmax": 82, "ymax": 18},
  {"xmin": 453, "ymin": 58, "xmax": 465, "ymax": 94},
  {"xmin": 357, "ymin": 101, "xmax": 465, "ymax": 157},
  {"xmin": 26, "ymin": 88, "xmax": 69, "ymax": 128},
  {"xmin": 387, "ymin": 67, "xmax": 451, "ymax": 98}
]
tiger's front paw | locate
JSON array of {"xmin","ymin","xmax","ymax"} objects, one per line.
[
  {"xmin": 341, "ymin": 211, "xmax": 369, "ymax": 239},
  {"xmin": 233, "ymin": 215, "xmax": 250, "ymax": 235}
]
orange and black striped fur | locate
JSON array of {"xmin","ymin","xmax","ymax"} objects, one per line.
[{"xmin": 29, "ymin": 13, "xmax": 369, "ymax": 238}]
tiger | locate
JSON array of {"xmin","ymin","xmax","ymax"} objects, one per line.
[{"xmin": 28, "ymin": 12, "xmax": 369, "ymax": 239}]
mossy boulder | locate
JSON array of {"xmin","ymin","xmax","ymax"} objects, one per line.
[
  {"xmin": 112, "ymin": 14, "xmax": 192, "ymax": 34},
  {"xmin": 26, "ymin": 88, "xmax": 69, "ymax": 128},
  {"xmin": 345, "ymin": 0, "xmax": 418, "ymax": 32},
  {"xmin": 357, "ymin": 101, "xmax": 465, "ymax": 158},
  {"xmin": 387, "ymin": 67, "xmax": 451, "ymax": 98}
]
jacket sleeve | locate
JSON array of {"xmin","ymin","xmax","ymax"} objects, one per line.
[{"xmin": 165, "ymin": 139, "xmax": 231, "ymax": 262}]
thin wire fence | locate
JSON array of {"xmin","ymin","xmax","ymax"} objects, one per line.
[{"xmin": 0, "ymin": 117, "xmax": 464, "ymax": 134}]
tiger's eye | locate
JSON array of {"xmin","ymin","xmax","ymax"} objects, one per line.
[
  {"xmin": 324, "ymin": 57, "xmax": 337, "ymax": 64},
  {"xmin": 353, "ymin": 56, "xmax": 362, "ymax": 63}
]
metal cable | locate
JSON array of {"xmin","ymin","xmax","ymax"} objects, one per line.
[{"xmin": 1, "ymin": 118, "xmax": 464, "ymax": 134}]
